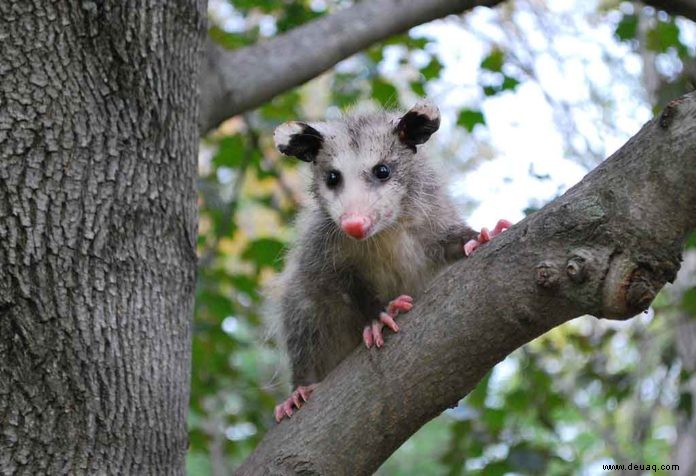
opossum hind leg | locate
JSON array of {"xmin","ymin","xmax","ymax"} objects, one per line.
[
  {"xmin": 275, "ymin": 383, "xmax": 319, "ymax": 422},
  {"xmin": 363, "ymin": 295, "xmax": 413, "ymax": 349}
]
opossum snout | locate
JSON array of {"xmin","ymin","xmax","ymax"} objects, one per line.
[{"xmin": 340, "ymin": 213, "xmax": 372, "ymax": 240}]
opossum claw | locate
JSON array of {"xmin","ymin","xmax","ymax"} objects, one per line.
[
  {"xmin": 464, "ymin": 219, "xmax": 512, "ymax": 256},
  {"xmin": 275, "ymin": 383, "xmax": 319, "ymax": 422},
  {"xmin": 363, "ymin": 294, "xmax": 414, "ymax": 349},
  {"xmin": 387, "ymin": 294, "xmax": 413, "ymax": 315}
]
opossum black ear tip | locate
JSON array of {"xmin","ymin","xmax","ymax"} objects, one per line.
[
  {"xmin": 274, "ymin": 121, "xmax": 324, "ymax": 163},
  {"xmin": 396, "ymin": 100, "xmax": 440, "ymax": 149}
]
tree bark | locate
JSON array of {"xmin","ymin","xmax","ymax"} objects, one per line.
[
  {"xmin": 0, "ymin": 2, "xmax": 205, "ymax": 474},
  {"xmin": 237, "ymin": 94, "xmax": 696, "ymax": 475},
  {"xmin": 199, "ymin": 0, "xmax": 505, "ymax": 133}
]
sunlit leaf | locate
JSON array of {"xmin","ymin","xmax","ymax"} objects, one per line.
[
  {"xmin": 371, "ymin": 77, "xmax": 399, "ymax": 108},
  {"xmin": 420, "ymin": 57, "xmax": 443, "ymax": 81},
  {"xmin": 480, "ymin": 460, "xmax": 511, "ymax": 476},
  {"xmin": 646, "ymin": 20, "xmax": 682, "ymax": 54},
  {"xmin": 501, "ymin": 75, "xmax": 520, "ymax": 91},
  {"xmin": 242, "ymin": 238, "xmax": 285, "ymax": 271},
  {"xmin": 212, "ymin": 135, "xmax": 245, "ymax": 168},
  {"xmin": 481, "ymin": 49, "xmax": 505, "ymax": 72},
  {"xmin": 410, "ymin": 80, "xmax": 426, "ymax": 97},
  {"xmin": 682, "ymin": 287, "xmax": 696, "ymax": 315},
  {"xmin": 615, "ymin": 14, "xmax": 638, "ymax": 41},
  {"xmin": 686, "ymin": 231, "xmax": 696, "ymax": 249},
  {"xmin": 457, "ymin": 109, "xmax": 486, "ymax": 132}
]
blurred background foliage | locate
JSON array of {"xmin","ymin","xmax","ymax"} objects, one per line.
[{"xmin": 189, "ymin": 0, "xmax": 696, "ymax": 474}]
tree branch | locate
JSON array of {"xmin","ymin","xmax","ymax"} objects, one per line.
[
  {"xmin": 237, "ymin": 93, "xmax": 696, "ymax": 475},
  {"xmin": 200, "ymin": 0, "xmax": 505, "ymax": 133},
  {"xmin": 642, "ymin": 0, "xmax": 696, "ymax": 22}
]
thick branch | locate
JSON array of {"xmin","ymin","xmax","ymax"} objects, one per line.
[
  {"xmin": 237, "ymin": 94, "xmax": 696, "ymax": 475},
  {"xmin": 642, "ymin": 0, "xmax": 696, "ymax": 21},
  {"xmin": 200, "ymin": 0, "xmax": 504, "ymax": 133}
]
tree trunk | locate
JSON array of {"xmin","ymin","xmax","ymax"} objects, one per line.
[
  {"xmin": 237, "ymin": 94, "xmax": 696, "ymax": 475},
  {"xmin": 0, "ymin": 2, "xmax": 205, "ymax": 474}
]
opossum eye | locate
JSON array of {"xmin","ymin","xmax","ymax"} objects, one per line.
[
  {"xmin": 326, "ymin": 170, "xmax": 342, "ymax": 188},
  {"xmin": 372, "ymin": 164, "xmax": 391, "ymax": 181}
]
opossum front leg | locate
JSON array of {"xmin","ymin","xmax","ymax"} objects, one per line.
[
  {"xmin": 464, "ymin": 219, "xmax": 512, "ymax": 256},
  {"xmin": 346, "ymin": 272, "xmax": 412, "ymax": 349},
  {"xmin": 363, "ymin": 294, "xmax": 414, "ymax": 349}
]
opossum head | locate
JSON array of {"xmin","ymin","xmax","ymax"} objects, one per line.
[{"xmin": 274, "ymin": 101, "xmax": 440, "ymax": 240}]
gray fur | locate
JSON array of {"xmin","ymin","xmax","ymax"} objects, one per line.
[{"xmin": 273, "ymin": 102, "xmax": 477, "ymax": 387}]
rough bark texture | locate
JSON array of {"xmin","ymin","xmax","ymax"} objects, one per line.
[
  {"xmin": 199, "ymin": 0, "xmax": 504, "ymax": 133},
  {"xmin": 0, "ymin": 1, "xmax": 205, "ymax": 474},
  {"xmin": 237, "ymin": 94, "xmax": 696, "ymax": 475}
]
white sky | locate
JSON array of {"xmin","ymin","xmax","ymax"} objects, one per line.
[{"xmin": 408, "ymin": 1, "xmax": 656, "ymax": 228}]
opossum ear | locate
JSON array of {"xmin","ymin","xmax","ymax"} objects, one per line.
[
  {"xmin": 274, "ymin": 121, "xmax": 324, "ymax": 163},
  {"xmin": 395, "ymin": 100, "xmax": 440, "ymax": 150}
]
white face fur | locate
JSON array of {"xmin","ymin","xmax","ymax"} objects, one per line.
[{"xmin": 274, "ymin": 101, "xmax": 441, "ymax": 241}]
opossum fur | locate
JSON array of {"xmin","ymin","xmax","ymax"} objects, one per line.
[{"xmin": 272, "ymin": 101, "xmax": 478, "ymax": 387}]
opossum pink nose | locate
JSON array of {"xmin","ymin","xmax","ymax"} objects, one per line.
[{"xmin": 340, "ymin": 215, "xmax": 371, "ymax": 240}]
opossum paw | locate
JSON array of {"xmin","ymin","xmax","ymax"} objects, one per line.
[
  {"xmin": 464, "ymin": 219, "xmax": 512, "ymax": 256},
  {"xmin": 274, "ymin": 383, "xmax": 318, "ymax": 423},
  {"xmin": 363, "ymin": 295, "xmax": 414, "ymax": 349}
]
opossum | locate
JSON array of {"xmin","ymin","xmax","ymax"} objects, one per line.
[{"xmin": 272, "ymin": 101, "xmax": 510, "ymax": 422}]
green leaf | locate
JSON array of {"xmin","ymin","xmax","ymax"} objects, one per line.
[
  {"xmin": 277, "ymin": 3, "xmax": 323, "ymax": 33},
  {"xmin": 385, "ymin": 34, "xmax": 429, "ymax": 50},
  {"xmin": 229, "ymin": 274, "xmax": 261, "ymax": 300},
  {"xmin": 483, "ymin": 85, "xmax": 497, "ymax": 97},
  {"xmin": 678, "ymin": 391, "xmax": 693, "ymax": 419},
  {"xmin": 507, "ymin": 444, "xmax": 549, "ymax": 473},
  {"xmin": 208, "ymin": 27, "xmax": 254, "ymax": 50},
  {"xmin": 682, "ymin": 287, "xmax": 696, "ymax": 315},
  {"xmin": 212, "ymin": 135, "xmax": 245, "ymax": 168},
  {"xmin": 480, "ymin": 460, "xmax": 511, "ymax": 476},
  {"xmin": 457, "ymin": 109, "xmax": 486, "ymax": 132},
  {"xmin": 410, "ymin": 80, "xmax": 426, "ymax": 97},
  {"xmin": 481, "ymin": 49, "xmax": 505, "ymax": 72},
  {"xmin": 646, "ymin": 20, "xmax": 682, "ymax": 53},
  {"xmin": 483, "ymin": 74, "xmax": 521, "ymax": 96},
  {"xmin": 501, "ymin": 75, "xmax": 520, "ymax": 91},
  {"xmin": 615, "ymin": 14, "xmax": 638, "ymax": 41},
  {"xmin": 481, "ymin": 407, "xmax": 506, "ymax": 433},
  {"xmin": 523, "ymin": 206, "xmax": 539, "ymax": 216},
  {"xmin": 260, "ymin": 90, "xmax": 301, "ymax": 121},
  {"xmin": 420, "ymin": 57, "xmax": 443, "ymax": 81},
  {"xmin": 371, "ymin": 77, "xmax": 399, "ymax": 108},
  {"xmin": 687, "ymin": 231, "xmax": 696, "ymax": 249},
  {"xmin": 242, "ymin": 238, "xmax": 285, "ymax": 271},
  {"xmin": 366, "ymin": 45, "xmax": 385, "ymax": 63},
  {"xmin": 198, "ymin": 290, "xmax": 234, "ymax": 319},
  {"xmin": 467, "ymin": 371, "xmax": 491, "ymax": 408},
  {"xmin": 232, "ymin": 0, "xmax": 282, "ymax": 12}
]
